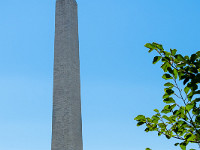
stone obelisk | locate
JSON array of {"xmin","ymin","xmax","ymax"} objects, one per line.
[{"xmin": 51, "ymin": 0, "xmax": 83, "ymax": 150}]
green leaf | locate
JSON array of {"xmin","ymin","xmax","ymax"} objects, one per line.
[
  {"xmin": 158, "ymin": 123, "xmax": 166, "ymax": 128},
  {"xmin": 190, "ymin": 54, "xmax": 197, "ymax": 63},
  {"xmin": 187, "ymin": 82, "xmax": 198, "ymax": 91},
  {"xmin": 151, "ymin": 42, "xmax": 163, "ymax": 50},
  {"xmin": 196, "ymin": 62, "xmax": 200, "ymax": 69},
  {"xmin": 175, "ymin": 54, "xmax": 185, "ymax": 62},
  {"xmin": 162, "ymin": 56, "xmax": 171, "ymax": 62},
  {"xmin": 180, "ymin": 142, "xmax": 187, "ymax": 150},
  {"xmin": 161, "ymin": 109, "xmax": 171, "ymax": 114},
  {"xmin": 148, "ymin": 49, "xmax": 154, "ymax": 53},
  {"xmin": 163, "ymin": 93, "xmax": 169, "ymax": 99},
  {"xmin": 163, "ymin": 51, "xmax": 171, "ymax": 57},
  {"xmin": 173, "ymin": 69, "xmax": 178, "ymax": 79},
  {"xmin": 174, "ymin": 143, "xmax": 179, "ymax": 146},
  {"xmin": 163, "ymin": 97, "xmax": 175, "ymax": 104},
  {"xmin": 146, "ymin": 117, "xmax": 152, "ymax": 122},
  {"xmin": 170, "ymin": 49, "xmax": 177, "ymax": 56},
  {"xmin": 196, "ymin": 51, "xmax": 200, "ymax": 57},
  {"xmin": 167, "ymin": 67, "xmax": 173, "ymax": 74},
  {"xmin": 184, "ymin": 86, "xmax": 190, "ymax": 94},
  {"xmin": 145, "ymin": 148, "xmax": 152, "ymax": 150},
  {"xmin": 151, "ymin": 115, "xmax": 160, "ymax": 123},
  {"xmin": 195, "ymin": 115, "xmax": 200, "ymax": 124},
  {"xmin": 184, "ymin": 133, "xmax": 192, "ymax": 139},
  {"xmin": 162, "ymin": 74, "xmax": 173, "ymax": 80},
  {"xmin": 145, "ymin": 43, "xmax": 153, "ymax": 49},
  {"xmin": 134, "ymin": 115, "xmax": 145, "ymax": 121},
  {"xmin": 184, "ymin": 55, "xmax": 189, "ymax": 60},
  {"xmin": 154, "ymin": 109, "xmax": 159, "ymax": 113},
  {"xmin": 137, "ymin": 121, "xmax": 145, "ymax": 126},
  {"xmin": 153, "ymin": 56, "xmax": 162, "ymax": 64},
  {"xmin": 171, "ymin": 104, "xmax": 176, "ymax": 110},
  {"xmin": 178, "ymin": 72, "xmax": 186, "ymax": 80},
  {"xmin": 188, "ymin": 91, "xmax": 194, "ymax": 101},
  {"xmin": 144, "ymin": 128, "xmax": 149, "ymax": 132},
  {"xmin": 158, "ymin": 132, "xmax": 162, "ymax": 136},
  {"xmin": 161, "ymin": 62, "xmax": 170, "ymax": 72},
  {"xmin": 165, "ymin": 134, "xmax": 171, "ymax": 139},
  {"xmin": 161, "ymin": 104, "xmax": 176, "ymax": 114},
  {"xmin": 156, "ymin": 44, "xmax": 164, "ymax": 50},
  {"xmin": 161, "ymin": 105, "xmax": 172, "ymax": 113},
  {"xmin": 145, "ymin": 43, "xmax": 155, "ymax": 53},
  {"xmin": 183, "ymin": 77, "xmax": 189, "ymax": 85},
  {"xmin": 163, "ymin": 89, "xmax": 174, "ymax": 99},
  {"xmin": 185, "ymin": 133, "xmax": 196, "ymax": 141},
  {"xmin": 194, "ymin": 90, "xmax": 200, "ymax": 94},
  {"xmin": 164, "ymin": 82, "xmax": 174, "ymax": 88},
  {"xmin": 193, "ymin": 108, "xmax": 200, "ymax": 115},
  {"xmin": 194, "ymin": 98, "xmax": 200, "ymax": 102},
  {"xmin": 165, "ymin": 89, "xmax": 174, "ymax": 95},
  {"xmin": 186, "ymin": 103, "xmax": 194, "ymax": 112},
  {"xmin": 162, "ymin": 115, "xmax": 171, "ymax": 121}
]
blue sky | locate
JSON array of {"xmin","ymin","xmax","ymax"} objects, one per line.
[{"xmin": 0, "ymin": 0, "xmax": 200, "ymax": 150}]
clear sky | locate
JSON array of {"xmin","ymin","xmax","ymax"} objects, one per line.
[{"xmin": 0, "ymin": 0, "xmax": 200, "ymax": 150}]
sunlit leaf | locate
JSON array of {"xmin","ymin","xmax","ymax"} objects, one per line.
[
  {"xmin": 163, "ymin": 97, "xmax": 175, "ymax": 104},
  {"xmin": 162, "ymin": 74, "xmax": 173, "ymax": 80},
  {"xmin": 170, "ymin": 49, "xmax": 177, "ymax": 56}
]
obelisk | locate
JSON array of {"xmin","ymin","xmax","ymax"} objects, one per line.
[{"xmin": 51, "ymin": 0, "xmax": 83, "ymax": 150}]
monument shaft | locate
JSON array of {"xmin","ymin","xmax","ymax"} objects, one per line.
[{"xmin": 51, "ymin": 0, "xmax": 83, "ymax": 150}]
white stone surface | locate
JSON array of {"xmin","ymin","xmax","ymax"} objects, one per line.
[{"xmin": 51, "ymin": 0, "xmax": 83, "ymax": 150}]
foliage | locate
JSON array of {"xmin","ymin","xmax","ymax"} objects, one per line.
[{"xmin": 134, "ymin": 42, "xmax": 200, "ymax": 150}]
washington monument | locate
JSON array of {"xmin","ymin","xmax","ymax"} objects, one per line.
[{"xmin": 51, "ymin": 0, "xmax": 83, "ymax": 150}]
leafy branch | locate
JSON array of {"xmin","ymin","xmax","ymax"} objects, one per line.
[{"xmin": 135, "ymin": 42, "xmax": 200, "ymax": 150}]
